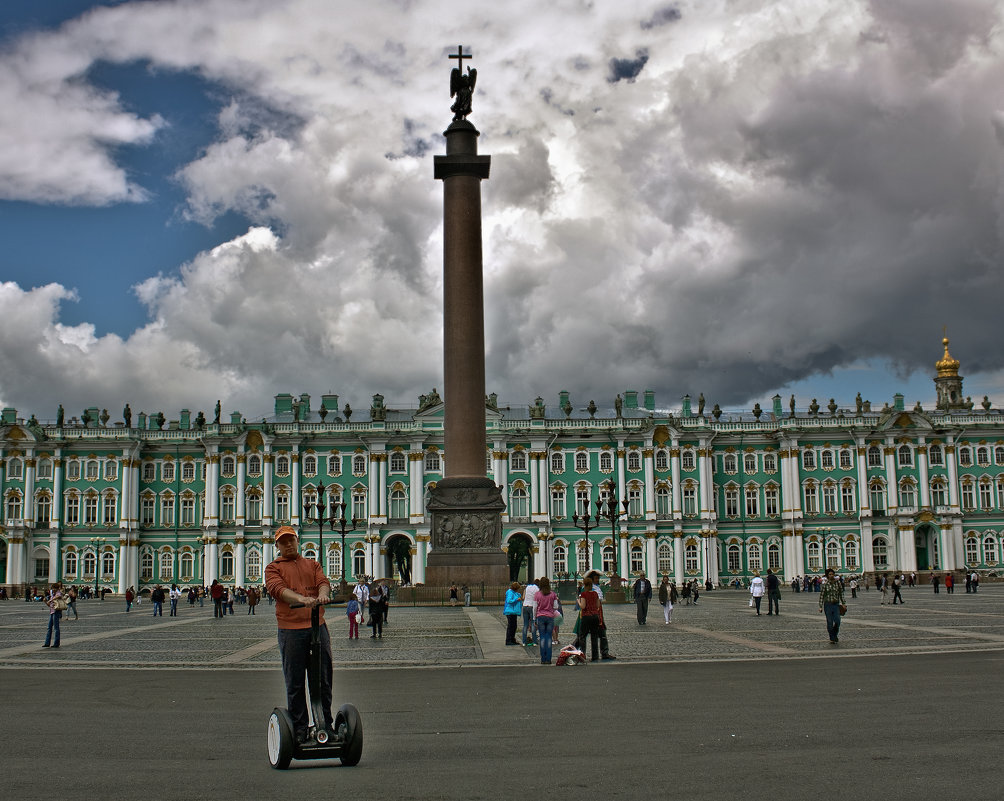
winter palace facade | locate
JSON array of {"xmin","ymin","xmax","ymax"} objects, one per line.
[{"xmin": 2, "ymin": 340, "xmax": 1003, "ymax": 593}]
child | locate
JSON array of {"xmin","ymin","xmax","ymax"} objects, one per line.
[{"xmin": 346, "ymin": 596, "xmax": 360, "ymax": 640}]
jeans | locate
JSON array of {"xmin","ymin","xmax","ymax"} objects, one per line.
[
  {"xmin": 768, "ymin": 592, "xmax": 779, "ymax": 615},
  {"xmin": 68, "ymin": 600, "xmax": 78, "ymax": 619},
  {"xmin": 536, "ymin": 615, "xmax": 555, "ymax": 663},
  {"xmin": 521, "ymin": 607, "xmax": 537, "ymax": 644},
  {"xmin": 169, "ymin": 598, "xmax": 178, "ymax": 616},
  {"xmin": 823, "ymin": 602, "xmax": 841, "ymax": 642},
  {"xmin": 44, "ymin": 611, "xmax": 62, "ymax": 646},
  {"xmin": 152, "ymin": 601, "xmax": 163, "ymax": 616},
  {"xmin": 278, "ymin": 624, "xmax": 333, "ymax": 735},
  {"xmin": 752, "ymin": 595, "xmax": 762, "ymax": 614}
]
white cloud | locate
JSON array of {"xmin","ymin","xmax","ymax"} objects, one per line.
[{"xmin": 1, "ymin": 0, "xmax": 1003, "ymax": 417}]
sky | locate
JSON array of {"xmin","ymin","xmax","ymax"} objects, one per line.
[{"xmin": 1, "ymin": 0, "xmax": 1002, "ymax": 424}]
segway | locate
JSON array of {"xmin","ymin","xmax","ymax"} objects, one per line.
[{"xmin": 267, "ymin": 600, "xmax": 363, "ymax": 769}]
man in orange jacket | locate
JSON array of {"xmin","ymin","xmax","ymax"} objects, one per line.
[{"xmin": 265, "ymin": 525, "xmax": 332, "ymax": 743}]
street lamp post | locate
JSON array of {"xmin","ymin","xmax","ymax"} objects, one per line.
[
  {"xmin": 571, "ymin": 509, "xmax": 601, "ymax": 586},
  {"xmin": 302, "ymin": 482, "xmax": 334, "ymax": 576},
  {"xmin": 595, "ymin": 481, "xmax": 630, "ymax": 590},
  {"xmin": 89, "ymin": 536, "xmax": 106, "ymax": 598},
  {"xmin": 328, "ymin": 500, "xmax": 362, "ymax": 597}
]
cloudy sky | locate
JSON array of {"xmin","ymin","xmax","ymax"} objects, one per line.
[{"xmin": 1, "ymin": 0, "xmax": 1002, "ymax": 423}]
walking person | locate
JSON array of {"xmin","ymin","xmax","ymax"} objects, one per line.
[
  {"xmin": 766, "ymin": 568, "xmax": 781, "ymax": 615},
  {"xmin": 367, "ymin": 583, "xmax": 383, "ymax": 639},
  {"xmin": 521, "ymin": 578, "xmax": 539, "ymax": 646},
  {"xmin": 66, "ymin": 585, "xmax": 79, "ymax": 620},
  {"xmin": 879, "ymin": 573, "xmax": 889, "ymax": 605},
  {"xmin": 43, "ymin": 582, "xmax": 65, "ymax": 648},
  {"xmin": 633, "ymin": 571, "xmax": 653, "ymax": 624},
  {"xmin": 944, "ymin": 573, "xmax": 954, "ymax": 594},
  {"xmin": 749, "ymin": 571, "xmax": 765, "ymax": 615},
  {"xmin": 346, "ymin": 595, "xmax": 361, "ymax": 640},
  {"xmin": 819, "ymin": 567, "xmax": 846, "ymax": 644},
  {"xmin": 659, "ymin": 576, "xmax": 673, "ymax": 624},
  {"xmin": 125, "ymin": 586, "xmax": 135, "ymax": 612},
  {"xmin": 891, "ymin": 575, "xmax": 904, "ymax": 605},
  {"xmin": 462, "ymin": 583, "xmax": 471, "ymax": 607},
  {"xmin": 932, "ymin": 574, "xmax": 941, "ymax": 594},
  {"xmin": 534, "ymin": 577, "xmax": 559, "ymax": 665},
  {"xmin": 691, "ymin": 579, "xmax": 700, "ymax": 606},
  {"xmin": 503, "ymin": 582, "xmax": 522, "ymax": 645},
  {"xmin": 849, "ymin": 577, "xmax": 858, "ymax": 599},
  {"xmin": 449, "ymin": 583, "xmax": 459, "ymax": 606},
  {"xmin": 247, "ymin": 586, "xmax": 259, "ymax": 614},
  {"xmin": 210, "ymin": 579, "xmax": 224, "ymax": 618}
]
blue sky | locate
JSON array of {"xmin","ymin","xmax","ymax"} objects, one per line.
[{"xmin": 0, "ymin": 0, "xmax": 1001, "ymax": 421}]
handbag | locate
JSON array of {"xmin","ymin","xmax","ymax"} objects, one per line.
[
  {"xmin": 53, "ymin": 596, "xmax": 68, "ymax": 611},
  {"xmin": 839, "ymin": 603, "xmax": 847, "ymax": 616},
  {"xmin": 355, "ymin": 612, "xmax": 363, "ymax": 624},
  {"xmin": 749, "ymin": 598, "xmax": 754, "ymax": 607}
]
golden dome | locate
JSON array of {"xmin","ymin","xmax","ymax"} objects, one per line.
[{"xmin": 936, "ymin": 336, "xmax": 960, "ymax": 377}]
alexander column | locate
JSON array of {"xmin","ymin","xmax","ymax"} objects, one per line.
[{"xmin": 425, "ymin": 46, "xmax": 508, "ymax": 588}]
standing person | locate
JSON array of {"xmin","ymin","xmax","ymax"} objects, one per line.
[
  {"xmin": 658, "ymin": 576, "xmax": 672, "ymax": 624},
  {"xmin": 264, "ymin": 525, "xmax": 333, "ymax": 745},
  {"xmin": 944, "ymin": 573, "xmax": 954, "ymax": 594},
  {"xmin": 682, "ymin": 581, "xmax": 691, "ymax": 605},
  {"xmin": 381, "ymin": 582, "xmax": 390, "ymax": 624},
  {"xmin": 534, "ymin": 577, "xmax": 559, "ymax": 665},
  {"xmin": 965, "ymin": 572, "xmax": 972, "ymax": 593},
  {"xmin": 633, "ymin": 571, "xmax": 653, "ymax": 625},
  {"xmin": 584, "ymin": 571, "xmax": 617, "ymax": 659},
  {"xmin": 210, "ymin": 579, "xmax": 224, "ymax": 618},
  {"xmin": 521, "ymin": 578, "xmax": 540, "ymax": 646},
  {"xmin": 849, "ymin": 577, "xmax": 858, "ymax": 599},
  {"xmin": 150, "ymin": 584, "xmax": 165, "ymax": 616},
  {"xmin": 247, "ymin": 586, "xmax": 259, "ymax": 614},
  {"xmin": 749, "ymin": 571, "xmax": 765, "ymax": 615},
  {"xmin": 66, "ymin": 585, "xmax": 79, "ymax": 620},
  {"xmin": 169, "ymin": 584, "xmax": 181, "ymax": 616},
  {"xmin": 43, "ymin": 582, "xmax": 65, "ymax": 648},
  {"xmin": 503, "ymin": 582, "xmax": 522, "ymax": 645},
  {"xmin": 891, "ymin": 575, "xmax": 904, "ymax": 605},
  {"xmin": 766, "ymin": 568, "xmax": 781, "ymax": 615},
  {"xmin": 346, "ymin": 595, "xmax": 361, "ymax": 640},
  {"xmin": 972, "ymin": 572, "xmax": 979, "ymax": 593},
  {"xmin": 819, "ymin": 567, "xmax": 846, "ymax": 644},
  {"xmin": 124, "ymin": 586, "xmax": 135, "ymax": 612},
  {"xmin": 577, "ymin": 576, "xmax": 603, "ymax": 662},
  {"xmin": 932, "ymin": 574, "xmax": 941, "ymax": 594},
  {"xmin": 691, "ymin": 579, "xmax": 700, "ymax": 606},
  {"xmin": 879, "ymin": 573, "xmax": 889, "ymax": 605},
  {"xmin": 353, "ymin": 578, "xmax": 370, "ymax": 610},
  {"xmin": 227, "ymin": 587, "xmax": 236, "ymax": 615},
  {"xmin": 462, "ymin": 583, "xmax": 471, "ymax": 607},
  {"xmin": 367, "ymin": 582, "xmax": 383, "ymax": 639},
  {"xmin": 449, "ymin": 583, "xmax": 459, "ymax": 606}
]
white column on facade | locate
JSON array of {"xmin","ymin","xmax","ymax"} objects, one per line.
[
  {"xmin": 538, "ymin": 451, "xmax": 549, "ymax": 516},
  {"xmin": 207, "ymin": 454, "xmax": 219, "ymax": 527},
  {"xmin": 378, "ymin": 453, "xmax": 388, "ymax": 519},
  {"xmin": 793, "ymin": 530, "xmax": 805, "ymax": 576},
  {"xmin": 645, "ymin": 532, "xmax": 657, "ymax": 577},
  {"xmin": 52, "ymin": 453, "xmax": 63, "ymax": 527},
  {"xmin": 208, "ymin": 540, "xmax": 219, "ymax": 584},
  {"xmin": 698, "ymin": 442, "xmax": 712, "ymax": 515},
  {"xmin": 918, "ymin": 439, "xmax": 930, "ymax": 508},
  {"xmin": 263, "ymin": 450, "xmax": 273, "ymax": 528},
  {"xmin": 643, "ymin": 447, "xmax": 656, "ymax": 519},
  {"xmin": 414, "ymin": 536, "xmax": 428, "ymax": 584},
  {"xmin": 290, "ymin": 446, "xmax": 301, "ymax": 525},
  {"xmin": 782, "ymin": 533, "xmax": 797, "ymax": 578},
  {"xmin": 529, "ymin": 452, "xmax": 540, "ymax": 516},
  {"xmin": 236, "ymin": 453, "xmax": 246, "ymax": 524},
  {"xmin": 367, "ymin": 454, "xmax": 379, "ymax": 520},
  {"xmin": 860, "ymin": 519, "xmax": 875, "ymax": 572},
  {"xmin": 854, "ymin": 439, "xmax": 870, "ymax": 514},
  {"xmin": 670, "ymin": 442, "xmax": 682, "ymax": 516},
  {"xmin": 617, "ymin": 444, "xmax": 626, "ymax": 505},
  {"xmin": 235, "ymin": 539, "xmax": 246, "ymax": 585},
  {"xmin": 945, "ymin": 441, "xmax": 960, "ymax": 510},
  {"xmin": 118, "ymin": 454, "xmax": 129, "ymax": 532},
  {"xmin": 672, "ymin": 532, "xmax": 684, "ymax": 586},
  {"xmin": 118, "ymin": 539, "xmax": 129, "ymax": 593},
  {"xmin": 24, "ymin": 454, "xmax": 35, "ymax": 527},
  {"xmin": 497, "ymin": 448, "xmax": 509, "ymax": 521},
  {"xmin": 884, "ymin": 440, "xmax": 898, "ymax": 514}
]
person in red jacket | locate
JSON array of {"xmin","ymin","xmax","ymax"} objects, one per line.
[
  {"xmin": 210, "ymin": 579, "xmax": 225, "ymax": 618},
  {"xmin": 265, "ymin": 525, "xmax": 332, "ymax": 744}
]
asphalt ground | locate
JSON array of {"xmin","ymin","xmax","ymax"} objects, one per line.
[{"xmin": 3, "ymin": 585, "xmax": 1002, "ymax": 799}]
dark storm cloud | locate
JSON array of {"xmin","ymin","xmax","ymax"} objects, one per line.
[{"xmin": 607, "ymin": 49, "xmax": 648, "ymax": 83}]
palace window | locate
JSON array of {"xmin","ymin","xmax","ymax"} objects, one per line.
[
  {"xmin": 744, "ymin": 453, "xmax": 757, "ymax": 474},
  {"xmin": 821, "ymin": 450, "xmax": 834, "ymax": 470},
  {"xmin": 599, "ymin": 451, "xmax": 614, "ymax": 472},
  {"xmin": 575, "ymin": 487, "xmax": 590, "ymax": 517},
  {"xmin": 802, "ymin": 450, "xmax": 816, "ymax": 470},
  {"xmin": 627, "ymin": 486, "xmax": 643, "ymax": 518},
  {"xmin": 898, "ymin": 445, "xmax": 913, "ymax": 467},
  {"xmin": 575, "ymin": 451, "xmax": 589, "ymax": 472},
  {"xmin": 961, "ymin": 480, "xmax": 975, "ymax": 511},
  {"xmin": 160, "ymin": 550, "xmax": 173, "ymax": 581},
  {"xmin": 979, "ymin": 481, "xmax": 993, "ymax": 510},
  {"xmin": 181, "ymin": 461, "xmax": 195, "ymax": 481},
  {"xmin": 180, "ymin": 495, "xmax": 195, "ymax": 526},
  {"xmin": 822, "ymin": 483, "xmax": 837, "ymax": 515},
  {"xmin": 965, "ymin": 536, "xmax": 979, "ymax": 565},
  {"xmin": 160, "ymin": 461, "xmax": 175, "ymax": 482},
  {"xmin": 101, "ymin": 551, "xmax": 114, "ymax": 576},
  {"xmin": 553, "ymin": 545, "xmax": 568, "ymax": 575},
  {"xmin": 247, "ymin": 455, "xmax": 262, "ymax": 476},
  {"xmin": 899, "ymin": 480, "xmax": 916, "ymax": 508},
  {"xmin": 627, "ymin": 451, "xmax": 641, "ymax": 471},
  {"xmin": 745, "ymin": 485, "xmax": 759, "ymax": 518},
  {"xmin": 390, "ymin": 489, "xmax": 407, "ymax": 520},
  {"xmin": 839, "ymin": 449, "xmax": 853, "ymax": 469},
  {"xmin": 995, "ymin": 446, "xmax": 1004, "ymax": 466},
  {"xmin": 67, "ymin": 459, "xmax": 81, "ymax": 480},
  {"xmin": 219, "ymin": 492, "xmax": 235, "ymax": 523},
  {"xmin": 806, "ymin": 541, "xmax": 822, "ymax": 571},
  {"xmin": 577, "ymin": 544, "xmax": 590, "ymax": 576},
  {"xmin": 929, "ymin": 444, "xmax": 944, "ymax": 466},
  {"xmin": 727, "ymin": 544, "xmax": 741, "ymax": 573},
  {"xmin": 748, "ymin": 542, "xmax": 762, "ymax": 573},
  {"xmin": 7, "ymin": 457, "xmax": 23, "ymax": 479},
  {"xmin": 630, "ymin": 545, "xmax": 644, "ymax": 574},
  {"xmin": 803, "ymin": 483, "xmax": 818, "ymax": 515},
  {"xmin": 105, "ymin": 460, "xmax": 118, "ymax": 481},
  {"xmin": 684, "ymin": 542, "xmax": 699, "ymax": 573},
  {"xmin": 723, "ymin": 453, "xmax": 737, "ymax": 474},
  {"xmin": 658, "ymin": 543, "xmax": 672, "ymax": 575},
  {"xmin": 550, "ymin": 487, "xmax": 566, "ymax": 519},
  {"xmin": 6, "ymin": 492, "xmax": 22, "ymax": 522},
  {"xmin": 682, "ymin": 486, "xmax": 697, "ymax": 517},
  {"xmin": 873, "ymin": 537, "xmax": 888, "ymax": 569},
  {"xmin": 931, "ymin": 481, "xmax": 947, "ymax": 508},
  {"xmin": 86, "ymin": 460, "xmax": 99, "ymax": 480},
  {"xmin": 550, "ymin": 452, "xmax": 564, "ymax": 473},
  {"xmin": 386, "ymin": 452, "xmax": 404, "ymax": 474},
  {"xmin": 328, "ymin": 547, "xmax": 341, "ymax": 578},
  {"xmin": 959, "ymin": 447, "xmax": 973, "ymax": 467},
  {"xmin": 765, "ymin": 485, "xmax": 779, "ymax": 518},
  {"xmin": 160, "ymin": 495, "xmax": 175, "ymax": 528},
  {"xmin": 763, "ymin": 452, "xmax": 777, "ymax": 473},
  {"xmin": 655, "ymin": 486, "xmax": 671, "ymax": 518},
  {"xmin": 84, "ymin": 495, "xmax": 98, "ymax": 525},
  {"xmin": 64, "ymin": 551, "xmax": 77, "ymax": 576},
  {"xmin": 424, "ymin": 452, "xmax": 440, "ymax": 473},
  {"xmin": 983, "ymin": 536, "xmax": 998, "ymax": 565},
  {"xmin": 36, "ymin": 494, "xmax": 51, "ymax": 526},
  {"xmin": 767, "ymin": 542, "xmax": 781, "ymax": 571},
  {"xmin": 510, "ymin": 451, "xmax": 527, "ymax": 471},
  {"xmin": 841, "ymin": 483, "xmax": 855, "ymax": 514},
  {"xmin": 221, "ymin": 456, "xmax": 236, "ymax": 476},
  {"xmin": 103, "ymin": 494, "xmax": 117, "ymax": 526},
  {"xmin": 353, "ymin": 549, "xmax": 366, "ymax": 578},
  {"xmin": 65, "ymin": 494, "xmax": 80, "ymax": 526},
  {"xmin": 976, "ymin": 447, "xmax": 990, "ymax": 467},
  {"xmin": 82, "ymin": 550, "xmax": 96, "ymax": 577},
  {"xmin": 353, "ymin": 455, "xmax": 367, "ymax": 475},
  {"xmin": 246, "ymin": 492, "xmax": 262, "ymax": 524},
  {"xmin": 681, "ymin": 450, "xmax": 695, "ymax": 471},
  {"xmin": 870, "ymin": 482, "xmax": 885, "ymax": 514},
  {"xmin": 997, "ymin": 477, "xmax": 1004, "ymax": 509},
  {"xmin": 302, "ymin": 455, "xmax": 317, "ymax": 476},
  {"xmin": 244, "ymin": 549, "xmax": 261, "ymax": 582},
  {"xmin": 141, "ymin": 551, "xmax": 154, "ymax": 580},
  {"xmin": 328, "ymin": 454, "xmax": 341, "ymax": 475},
  {"xmin": 826, "ymin": 541, "xmax": 840, "ymax": 568},
  {"xmin": 275, "ymin": 455, "xmax": 290, "ymax": 475},
  {"xmin": 867, "ymin": 446, "xmax": 883, "ymax": 467},
  {"xmin": 725, "ymin": 487, "xmax": 739, "ymax": 518},
  {"xmin": 180, "ymin": 551, "xmax": 195, "ymax": 580},
  {"xmin": 845, "ymin": 540, "xmax": 858, "ymax": 569},
  {"xmin": 655, "ymin": 450, "xmax": 669, "ymax": 471},
  {"xmin": 601, "ymin": 545, "xmax": 615, "ymax": 573},
  {"xmin": 509, "ymin": 487, "xmax": 529, "ymax": 519},
  {"xmin": 352, "ymin": 491, "xmax": 367, "ymax": 521},
  {"xmin": 220, "ymin": 550, "xmax": 234, "ymax": 579},
  {"xmin": 141, "ymin": 462, "xmax": 154, "ymax": 482},
  {"xmin": 37, "ymin": 458, "xmax": 53, "ymax": 479}
]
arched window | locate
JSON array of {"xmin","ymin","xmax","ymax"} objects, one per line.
[
  {"xmin": 302, "ymin": 455, "xmax": 316, "ymax": 476},
  {"xmin": 104, "ymin": 459, "xmax": 118, "ymax": 480},
  {"xmin": 765, "ymin": 484, "xmax": 779, "ymax": 517},
  {"xmin": 247, "ymin": 454, "xmax": 262, "ymax": 476},
  {"xmin": 64, "ymin": 550, "xmax": 78, "ymax": 576},
  {"xmin": 825, "ymin": 541, "xmax": 840, "ymax": 568},
  {"xmin": 763, "ymin": 451, "xmax": 777, "ymax": 472},
  {"xmin": 327, "ymin": 546, "xmax": 341, "ymax": 578},
  {"xmin": 86, "ymin": 459, "xmax": 99, "ymax": 480},
  {"xmin": 550, "ymin": 452, "xmax": 565, "ymax": 473},
  {"xmin": 599, "ymin": 451, "xmax": 614, "ymax": 472},
  {"xmin": 681, "ymin": 450, "xmax": 695, "ymax": 471},
  {"xmin": 141, "ymin": 461, "xmax": 154, "ymax": 481},
  {"xmin": 180, "ymin": 551, "xmax": 195, "ymax": 580},
  {"xmin": 627, "ymin": 451, "xmax": 641, "ymax": 471},
  {"xmin": 873, "ymin": 537, "xmax": 889, "ymax": 569},
  {"xmin": 627, "ymin": 485, "xmax": 643, "ymax": 517},
  {"xmin": 995, "ymin": 445, "xmax": 1004, "ymax": 466},
  {"xmin": 101, "ymin": 550, "xmax": 115, "ymax": 576},
  {"xmin": 898, "ymin": 445, "xmax": 913, "ymax": 467},
  {"xmin": 682, "ymin": 483, "xmax": 697, "ymax": 516},
  {"xmin": 82, "ymin": 550, "xmax": 96, "ymax": 577},
  {"xmin": 389, "ymin": 489, "xmax": 407, "ymax": 520},
  {"xmin": 510, "ymin": 451, "xmax": 527, "ymax": 471},
  {"xmin": 802, "ymin": 450, "xmax": 816, "ymax": 470},
  {"xmin": 821, "ymin": 450, "xmax": 834, "ymax": 470},
  {"xmin": 844, "ymin": 540, "xmax": 858, "ymax": 569},
  {"xmin": 353, "ymin": 454, "xmax": 367, "ymax": 475},
  {"xmin": 161, "ymin": 460, "xmax": 174, "ymax": 482},
  {"xmin": 220, "ymin": 550, "xmax": 234, "ymax": 578},
  {"xmin": 806, "ymin": 541, "xmax": 822, "ymax": 570},
  {"xmin": 35, "ymin": 493, "xmax": 51, "ymax": 526},
  {"xmin": 221, "ymin": 456, "xmax": 236, "ymax": 476},
  {"xmin": 983, "ymin": 536, "xmax": 998, "ymax": 565},
  {"xmin": 867, "ymin": 446, "xmax": 882, "ymax": 467},
  {"xmin": 929, "ymin": 444, "xmax": 944, "ymax": 465},
  {"xmin": 220, "ymin": 491, "xmax": 235, "ymax": 523},
  {"xmin": 748, "ymin": 541, "xmax": 762, "ymax": 573},
  {"xmin": 550, "ymin": 486, "xmax": 566, "ymax": 519},
  {"xmin": 822, "ymin": 482, "xmax": 837, "ymax": 514},
  {"xmin": 839, "ymin": 449, "xmax": 853, "ymax": 469},
  {"xmin": 246, "ymin": 491, "xmax": 262, "ymax": 524},
  {"xmin": 655, "ymin": 486, "xmax": 671, "ymax": 518},
  {"xmin": 803, "ymin": 482, "xmax": 818, "ymax": 515},
  {"xmin": 509, "ymin": 487, "xmax": 529, "ymax": 519},
  {"xmin": 276, "ymin": 455, "xmax": 290, "ymax": 475},
  {"xmin": 629, "ymin": 544, "xmax": 644, "ymax": 573},
  {"xmin": 352, "ymin": 490, "xmax": 367, "ymax": 521},
  {"xmin": 140, "ymin": 551, "xmax": 154, "ymax": 580},
  {"xmin": 964, "ymin": 536, "xmax": 979, "ymax": 565},
  {"xmin": 274, "ymin": 490, "xmax": 289, "ymax": 522},
  {"xmin": 65, "ymin": 493, "xmax": 80, "ymax": 526},
  {"xmin": 870, "ymin": 482, "xmax": 885, "ymax": 514},
  {"xmin": 744, "ymin": 453, "xmax": 757, "ymax": 474},
  {"xmin": 745, "ymin": 485, "xmax": 759, "ymax": 517},
  {"xmin": 553, "ymin": 544, "xmax": 568, "ymax": 575},
  {"xmin": 724, "ymin": 486, "xmax": 739, "ymax": 518},
  {"xmin": 66, "ymin": 459, "xmax": 81, "ymax": 480},
  {"xmin": 723, "ymin": 453, "xmax": 737, "ymax": 474},
  {"xmin": 577, "ymin": 542, "xmax": 591, "ymax": 575},
  {"xmin": 390, "ymin": 452, "xmax": 407, "ymax": 473},
  {"xmin": 658, "ymin": 543, "xmax": 673, "ymax": 575},
  {"xmin": 7, "ymin": 457, "xmax": 23, "ymax": 479},
  {"xmin": 575, "ymin": 452, "xmax": 589, "ymax": 472},
  {"xmin": 160, "ymin": 549, "xmax": 174, "ymax": 580},
  {"xmin": 181, "ymin": 461, "xmax": 195, "ymax": 481},
  {"xmin": 328, "ymin": 454, "xmax": 341, "ymax": 475},
  {"xmin": 6, "ymin": 492, "xmax": 23, "ymax": 522},
  {"xmin": 841, "ymin": 482, "xmax": 855, "ymax": 513},
  {"xmin": 976, "ymin": 446, "xmax": 990, "ymax": 467},
  {"xmin": 767, "ymin": 542, "xmax": 781, "ymax": 570},
  {"xmin": 601, "ymin": 545, "xmax": 616, "ymax": 573},
  {"xmin": 684, "ymin": 541, "xmax": 699, "ymax": 573},
  {"xmin": 959, "ymin": 446, "xmax": 973, "ymax": 467},
  {"xmin": 352, "ymin": 548, "xmax": 366, "ymax": 579},
  {"xmin": 931, "ymin": 479, "xmax": 947, "ymax": 508},
  {"xmin": 727, "ymin": 544, "xmax": 741, "ymax": 572},
  {"xmin": 655, "ymin": 450, "xmax": 669, "ymax": 471}
]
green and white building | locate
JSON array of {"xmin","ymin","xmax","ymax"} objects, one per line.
[{"xmin": 2, "ymin": 339, "xmax": 1002, "ymax": 593}]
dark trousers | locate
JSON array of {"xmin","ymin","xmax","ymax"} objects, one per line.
[
  {"xmin": 753, "ymin": 596, "xmax": 762, "ymax": 614},
  {"xmin": 636, "ymin": 597, "xmax": 649, "ymax": 624},
  {"xmin": 278, "ymin": 624, "xmax": 333, "ymax": 734},
  {"xmin": 505, "ymin": 614, "xmax": 518, "ymax": 644},
  {"xmin": 369, "ymin": 614, "xmax": 382, "ymax": 637},
  {"xmin": 580, "ymin": 615, "xmax": 601, "ymax": 660},
  {"xmin": 892, "ymin": 587, "xmax": 904, "ymax": 604},
  {"xmin": 768, "ymin": 592, "xmax": 779, "ymax": 614},
  {"xmin": 213, "ymin": 598, "xmax": 224, "ymax": 617}
]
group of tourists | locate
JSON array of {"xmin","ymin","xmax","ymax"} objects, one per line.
[{"xmin": 346, "ymin": 577, "xmax": 390, "ymax": 639}]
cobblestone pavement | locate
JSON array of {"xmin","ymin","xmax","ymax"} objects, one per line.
[{"xmin": 1, "ymin": 584, "xmax": 1001, "ymax": 669}]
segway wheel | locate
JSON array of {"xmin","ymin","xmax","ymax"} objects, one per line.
[
  {"xmin": 267, "ymin": 708, "xmax": 294, "ymax": 770},
  {"xmin": 335, "ymin": 703, "xmax": 363, "ymax": 766}
]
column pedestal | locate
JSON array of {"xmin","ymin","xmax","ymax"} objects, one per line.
[{"xmin": 426, "ymin": 477, "xmax": 508, "ymax": 587}]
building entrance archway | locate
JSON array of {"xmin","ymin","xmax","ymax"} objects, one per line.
[
  {"xmin": 915, "ymin": 524, "xmax": 938, "ymax": 570},
  {"xmin": 385, "ymin": 535, "xmax": 412, "ymax": 585},
  {"xmin": 506, "ymin": 533, "xmax": 534, "ymax": 583}
]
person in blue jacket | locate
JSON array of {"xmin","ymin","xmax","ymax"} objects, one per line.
[{"xmin": 503, "ymin": 582, "xmax": 523, "ymax": 645}]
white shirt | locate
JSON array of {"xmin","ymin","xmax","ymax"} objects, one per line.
[
  {"xmin": 750, "ymin": 576, "xmax": 765, "ymax": 597},
  {"xmin": 353, "ymin": 584, "xmax": 369, "ymax": 605},
  {"xmin": 523, "ymin": 583, "xmax": 539, "ymax": 610}
]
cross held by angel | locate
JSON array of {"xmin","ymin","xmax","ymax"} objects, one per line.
[{"xmin": 449, "ymin": 45, "xmax": 477, "ymax": 120}]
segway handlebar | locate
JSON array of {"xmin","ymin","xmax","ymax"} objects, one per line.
[{"xmin": 288, "ymin": 599, "xmax": 340, "ymax": 609}]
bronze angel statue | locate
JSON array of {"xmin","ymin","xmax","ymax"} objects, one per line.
[{"xmin": 450, "ymin": 65, "xmax": 477, "ymax": 120}]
